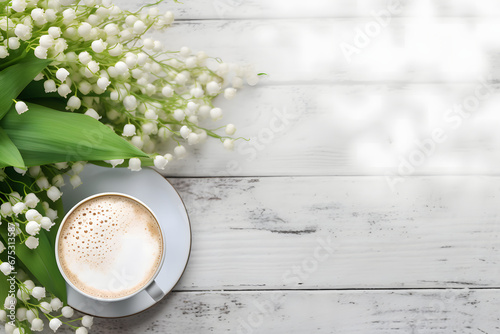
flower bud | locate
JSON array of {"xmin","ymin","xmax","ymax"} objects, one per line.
[
  {"xmin": 12, "ymin": 202, "xmax": 26, "ymax": 215},
  {"xmin": 225, "ymin": 124, "xmax": 236, "ymax": 135},
  {"xmin": 224, "ymin": 139, "xmax": 235, "ymax": 151},
  {"xmin": 40, "ymin": 302, "xmax": 52, "ymax": 314},
  {"xmin": 84, "ymin": 108, "xmax": 101, "ymax": 120},
  {"xmin": 50, "ymin": 298, "xmax": 63, "ymax": 311},
  {"xmin": 47, "ymin": 186, "xmax": 62, "ymax": 201},
  {"xmin": 78, "ymin": 51, "xmax": 92, "ymax": 65},
  {"xmin": 179, "ymin": 126, "xmax": 192, "ymax": 139},
  {"xmin": 34, "ymin": 46, "xmax": 47, "ymax": 59},
  {"xmin": 15, "ymin": 101, "xmax": 28, "ymax": 114},
  {"xmin": 173, "ymin": 109, "xmax": 185, "ymax": 121},
  {"xmin": 61, "ymin": 306, "xmax": 74, "ymax": 318},
  {"xmin": 82, "ymin": 315, "xmax": 93, "ymax": 328},
  {"xmin": 15, "ymin": 307, "xmax": 27, "ymax": 321},
  {"xmin": 26, "ymin": 310, "xmax": 36, "ymax": 323},
  {"xmin": 0, "ymin": 202, "xmax": 12, "ymax": 216},
  {"xmin": 224, "ymin": 87, "xmax": 237, "ymax": 100},
  {"xmin": 25, "ymin": 209, "xmax": 42, "ymax": 222},
  {"xmin": 133, "ymin": 20, "xmax": 147, "ymax": 34},
  {"xmin": 31, "ymin": 287, "xmax": 45, "ymax": 300},
  {"xmin": 7, "ymin": 37, "xmax": 20, "ymax": 50},
  {"xmin": 76, "ymin": 328, "xmax": 88, "ymax": 334},
  {"xmin": 66, "ymin": 96, "xmax": 81, "ymax": 110},
  {"xmin": 78, "ymin": 22, "xmax": 92, "ymax": 38},
  {"xmin": 123, "ymin": 95, "xmax": 137, "ymax": 111},
  {"xmin": 11, "ymin": 0, "xmax": 27, "ymax": 12},
  {"xmin": 39, "ymin": 35, "xmax": 54, "ymax": 48},
  {"xmin": 0, "ymin": 46, "xmax": 9, "ymax": 58},
  {"xmin": 187, "ymin": 132, "xmax": 200, "ymax": 145},
  {"xmin": 210, "ymin": 107, "xmax": 223, "ymax": 120},
  {"xmin": 105, "ymin": 159, "xmax": 124, "ymax": 168},
  {"xmin": 57, "ymin": 84, "xmax": 71, "ymax": 98},
  {"xmin": 49, "ymin": 318, "xmax": 62, "ymax": 332},
  {"xmin": 174, "ymin": 145, "xmax": 187, "ymax": 159},
  {"xmin": 56, "ymin": 68, "xmax": 70, "ymax": 81},
  {"xmin": 48, "ymin": 26, "xmax": 61, "ymax": 38},
  {"xmin": 44, "ymin": 79, "xmax": 57, "ymax": 93},
  {"xmin": 70, "ymin": 175, "xmax": 82, "ymax": 189},
  {"xmin": 0, "ymin": 262, "xmax": 12, "ymax": 275},
  {"xmin": 26, "ymin": 221, "xmax": 41, "ymax": 236},
  {"xmin": 206, "ymin": 81, "xmax": 221, "ymax": 96},
  {"xmin": 162, "ymin": 86, "xmax": 173, "ymax": 97},
  {"xmin": 91, "ymin": 39, "xmax": 106, "ymax": 53},
  {"xmin": 128, "ymin": 158, "xmax": 141, "ymax": 172},
  {"xmin": 40, "ymin": 217, "xmax": 54, "ymax": 231},
  {"xmin": 31, "ymin": 318, "xmax": 44, "ymax": 331},
  {"xmin": 153, "ymin": 155, "xmax": 167, "ymax": 170}
]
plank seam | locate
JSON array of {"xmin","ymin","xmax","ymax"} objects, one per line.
[
  {"xmin": 164, "ymin": 174, "xmax": 500, "ymax": 179},
  {"xmin": 173, "ymin": 17, "xmax": 500, "ymax": 22},
  {"xmin": 172, "ymin": 287, "xmax": 500, "ymax": 292}
]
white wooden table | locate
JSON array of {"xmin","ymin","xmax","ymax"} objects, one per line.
[{"xmin": 57, "ymin": 1, "xmax": 500, "ymax": 333}]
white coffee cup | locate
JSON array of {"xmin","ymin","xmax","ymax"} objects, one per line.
[{"xmin": 55, "ymin": 192, "xmax": 166, "ymax": 302}]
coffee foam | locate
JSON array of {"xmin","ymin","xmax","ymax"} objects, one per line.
[{"xmin": 58, "ymin": 195, "xmax": 163, "ymax": 299}]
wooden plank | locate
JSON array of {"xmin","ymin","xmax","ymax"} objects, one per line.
[
  {"xmin": 146, "ymin": 18, "xmax": 500, "ymax": 83},
  {"xmin": 58, "ymin": 289, "xmax": 500, "ymax": 333},
  {"xmin": 160, "ymin": 83, "xmax": 500, "ymax": 177},
  {"xmin": 129, "ymin": 0, "xmax": 500, "ymax": 19},
  {"xmin": 161, "ymin": 176, "xmax": 500, "ymax": 290}
]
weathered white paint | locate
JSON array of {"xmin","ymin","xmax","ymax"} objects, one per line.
[
  {"xmin": 48, "ymin": 175, "xmax": 500, "ymax": 333},
  {"xmin": 162, "ymin": 84, "xmax": 500, "ymax": 177},
  {"xmin": 88, "ymin": 290, "xmax": 500, "ymax": 333},
  {"xmin": 168, "ymin": 176, "xmax": 500, "ymax": 290},
  {"xmin": 151, "ymin": 19, "xmax": 500, "ymax": 83},
  {"xmin": 136, "ymin": 0, "xmax": 500, "ymax": 19},
  {"xmin": 47, "ymin": 0, "xmax": 500, "ymax": 333}
]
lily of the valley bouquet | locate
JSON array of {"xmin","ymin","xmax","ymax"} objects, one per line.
[{"xmin": 0, "ymin": 0, "xmax": 259, "ymax": 332}]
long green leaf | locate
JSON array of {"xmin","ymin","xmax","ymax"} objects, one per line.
[
  {"xmin": 0, "ymin": 127, "xmax": 24, "ymax": 168},
  {"xmin": 0, "ymin": 53, "xmax": 51, "ymax": 120},
  {"xmin": 1, "ymin": 103, "xmax": 148, "ymax": 166},
  {"xmin": 0, "ymin": 229, "xmax": 67, "ymax": 302}
]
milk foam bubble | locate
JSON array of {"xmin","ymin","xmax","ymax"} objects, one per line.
[{"xmin": 58, "ymin": 195, "xmax": 163, "ymax": 299}]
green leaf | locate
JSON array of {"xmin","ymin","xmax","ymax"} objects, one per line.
[
  {"xmin": 0, "ymin": 127, "xmax": 25, "ymax": 168},
  {"xmin": 0, "ymin": 47, "xmax": 26, "ymax": 70},
  {"xmin": 18, "ymin": 80, "xmax": 61, "ymax": 100},
  {"xmin": 0, "ymin": 242, "xmax": 10, "ymax": 303},
  {"xmin": 1, "ymin": 103, "xmax": 149, "ymax": 167},
  {"xmin": 0, "ymin": 229, "xmax": 67, "ymax": 302},
  {"xmin": 23, "ymin": 97, "xmax": 67, "ymax": 112},
  {"xmin": 0, "ymin": 52, "xmax": 51, "ymax": 120},
  {"xmin": 0, "ymin": 273, "xmax": 8, "ymax": 305}
]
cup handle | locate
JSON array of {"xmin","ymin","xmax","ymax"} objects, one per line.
[{"xmin": 145, "ymin": 281, "xmax": 164, "ymax": 302}]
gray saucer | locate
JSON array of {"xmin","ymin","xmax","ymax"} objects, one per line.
[{"xmin": 60, "ymin": 165, "xmax": 191, "ymax": 318}]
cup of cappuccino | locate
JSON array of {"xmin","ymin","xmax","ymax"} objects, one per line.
[{"xmin": 56, "ymin": 193, "xmax": 165, "ymax": 302}]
